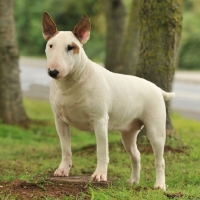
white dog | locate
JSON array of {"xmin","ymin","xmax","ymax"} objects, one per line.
[{"xmin": 42, "ymin": 12, "xmax": 175, "ymax": 190}]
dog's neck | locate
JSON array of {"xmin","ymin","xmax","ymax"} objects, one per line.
[
  {"xmin": 70, "ymin": 49, "xmax": 90, "ymax": 81},
  {"xmin": 52, "ymin": 50, "xmax": 93, "ymax": 91}
]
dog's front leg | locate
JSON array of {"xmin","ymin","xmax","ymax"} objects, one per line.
[
  {"xmin": 91, "ymin": 117, "xmax": 109, "ymax": 181},
  {"xmin": 54, "ymin": 116, "xmax": 72, "ymax": 177}
]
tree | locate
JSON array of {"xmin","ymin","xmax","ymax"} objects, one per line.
[
  {"xmin": 102, "ymin": 0, "xmax": 126, "ymax": 71},
  {"xmin": 118, "ymin": 0, "xmax": 140, "ymax": 75},
  {"xmin": 136, "ymin": 0, "xmax": 183, "ymax": 136},
  {"xmin": 0, "ymin": 0, "xmax": 28, "ymax": 124},
  {"xmin": 102, "ymin": 0, "xmax": 182, "ymax": 136}
]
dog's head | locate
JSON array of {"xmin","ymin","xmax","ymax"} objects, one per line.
[{"xmin": 42, "ymin": 12, "xmax": 90, "ymax": 79}]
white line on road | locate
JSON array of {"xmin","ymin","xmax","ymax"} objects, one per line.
[{"xmin": 174, "ymin": 90, "xmax": 200, "ymax": 100}]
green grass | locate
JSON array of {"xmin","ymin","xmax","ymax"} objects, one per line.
[{"xmin": 0, "ymin": 99, "xmax": 200, "ymax": 199}]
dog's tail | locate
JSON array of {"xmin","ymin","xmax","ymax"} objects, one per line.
[{"xmin": 160, "ymin": 89, "xmax": 175, "ymax": 101}]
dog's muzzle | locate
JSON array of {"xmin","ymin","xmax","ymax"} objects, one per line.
[{"xmin": 48, "ymin": 68, "xmax": 59, "ymax": 78}]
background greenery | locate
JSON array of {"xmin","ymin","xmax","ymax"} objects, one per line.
[
  {"xmin": 14, "ymin": 0, "xmax": 106, "ymax": 62},
  {"xmin": 14, "ymin": 0, "xmax": 200, "ymax": 69},
  {"xmin": 179, "ymin": 0, "xmax": 200, "ymax": 69}
]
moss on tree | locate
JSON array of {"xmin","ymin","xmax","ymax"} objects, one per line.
[{"xmin": 136, "ymin": 0, "xmax": 183, "ymax": 135}]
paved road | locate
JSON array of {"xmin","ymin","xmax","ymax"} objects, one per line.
[
  {"xmin": 171, "ymin": 82, "xmax": 200, "ymax": 120},
  {"xmin": 19, "ymin": 57, "xmax": 200, "ymax": 121}
]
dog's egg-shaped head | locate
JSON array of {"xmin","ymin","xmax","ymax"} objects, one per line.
[{"xmin": 42, "ymin": 12, "xmax": 90, "ymax": 79}]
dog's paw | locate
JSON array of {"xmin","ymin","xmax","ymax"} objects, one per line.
[
  {"xmin": 54, "ymin": 159, "xmax": 72, "ymax": 177},
  {"xmin": 126, "ymin": 177, "xmax": 140, "ymax": 184},
  {"xmin": 54, "ymin": 162, "xmax": 72, "ymax": 177},
  {"xmin": 153, "ymin": 183, "xmax": 166, "ymax": 191},
  {"xmin": 54, "ymin": 167, "xmax": 70, "ymax": 177},
  {"xmin": 91, "ymin": 171, "xmax": 107, "ymax": 182}
]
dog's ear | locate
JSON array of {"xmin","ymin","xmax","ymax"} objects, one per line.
[
  {"xmin": 73, "ymin": 15, "xmax": 91, "ymax": 44},
  {"xmin": 42, "ymin": 12, "xmax": 58, "ymax": 41}
]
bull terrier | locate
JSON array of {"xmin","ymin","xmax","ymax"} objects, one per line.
[{"xmin": 42, "ymin": 11, "xmax": 175, "ymax": 190}]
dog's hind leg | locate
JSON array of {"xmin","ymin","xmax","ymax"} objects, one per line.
[
  {"xmin": 121, "ymin": 120, "xmax": 143, "ymax": 184},
  {"xmin": 145, "ymin": 123, "xmax": 166, "ymax": 190}
]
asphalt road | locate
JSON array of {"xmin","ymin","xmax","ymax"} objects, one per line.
[
  {"xmin": 19, "ymin": 57, "xmax": 200, "ymax": 121},
  {"xmin": 171, "ymin": 82, "xmax": 200, "ymax": 120}
]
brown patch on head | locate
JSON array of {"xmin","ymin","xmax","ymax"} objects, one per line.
[{"xmin": 72, "ymin": 42, "xmax": 80, "ymax": 54}]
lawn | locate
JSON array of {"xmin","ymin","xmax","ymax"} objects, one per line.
[{"xmin": 0, "ymin": 99, "xmax": 200, "ymax": 199}]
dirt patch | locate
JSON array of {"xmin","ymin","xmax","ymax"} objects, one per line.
[
  {"xmin": 0, "ymin": 175, "xmax": 111, "ymax": 200},
  {"xmin": 164, "ymin": 191, "xmax": 184, "ymax": 198},
  {"xmin": 48, "ymin": 175, "xmax": 111, "ymax": 188},
  {"xmin": 0, "ymin": 179, "xmax": 90, "ymax": 199}
]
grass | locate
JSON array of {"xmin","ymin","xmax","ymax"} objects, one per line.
[{"xmin": 0, "ymin": 98, "xmax": 200, "ymax": 199}]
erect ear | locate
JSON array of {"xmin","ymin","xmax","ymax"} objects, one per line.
[
  {"xmin": 42, "ymin": 11, "xmax": 58, "ymax": 41},
  {"xmin": 73, "ymin": 15, "xmax": 91, "ymax": 44}
]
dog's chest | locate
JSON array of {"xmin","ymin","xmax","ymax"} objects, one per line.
[{"xmin": 50, "ymin": 88, "xmax": 93, "ymax": 131}]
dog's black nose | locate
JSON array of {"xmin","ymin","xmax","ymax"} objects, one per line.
[{"xmin": 48, "ymin": 68, "xmax": 59, "ymax": 78}]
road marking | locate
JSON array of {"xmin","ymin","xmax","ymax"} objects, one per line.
[{"xmin": 174, "ymin": 90, "xmax": 200, "ymax": 100}]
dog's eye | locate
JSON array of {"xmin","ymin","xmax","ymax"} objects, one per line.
[
  {"xmin": 67, "ymin": 45, "xmax": 75, "ymax": 51},
  {"xmin": 49, "ymin": 44, "xmax": 53, "ymax": 48}
]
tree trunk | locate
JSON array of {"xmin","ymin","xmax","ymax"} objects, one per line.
[
  {"xmin": 118, "ymin": 0, "xmax": 140, "ymax": 75},
  {"xmin": 0, "ymin": 0, "xmax": 28, "ymax": 124},
  {"xmin": 102, "ymin": 0, "xmax": 126, "ymax": 71},
  {"xmin": 136, "ymin": 0, "xmax": 183, "ymax": 136}
]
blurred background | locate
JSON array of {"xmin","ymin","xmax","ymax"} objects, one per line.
[
  {"xmin": 15, "ymin": 0, "xmax": 106, "ymax": 62},
  {"xmin": 13, "ymin": 0, "xmax": 200, "ymax": 123},
  {"xmin": 14, "ymin": 0, "xmax": 200, "ymax": 70}
]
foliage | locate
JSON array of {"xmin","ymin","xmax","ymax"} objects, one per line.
[
  {"xmin": 14, "ymin": 0, "xmax": 200, "ymax": 69},
  {"xmin": 178, "ymin": 0, "xmax": 200, "ymax": 69},
  {"xmin": 14, "ymin": 0, "xmax": 105, "ymax": 62},
  {"xmin": 0, "ymin": 99, "xmax": 200, "ymax": 199}
]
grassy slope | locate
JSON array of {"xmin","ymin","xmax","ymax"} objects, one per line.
[{"xmin": 0, "ymin": 99, "xmax": 200, "ymax": 199}]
